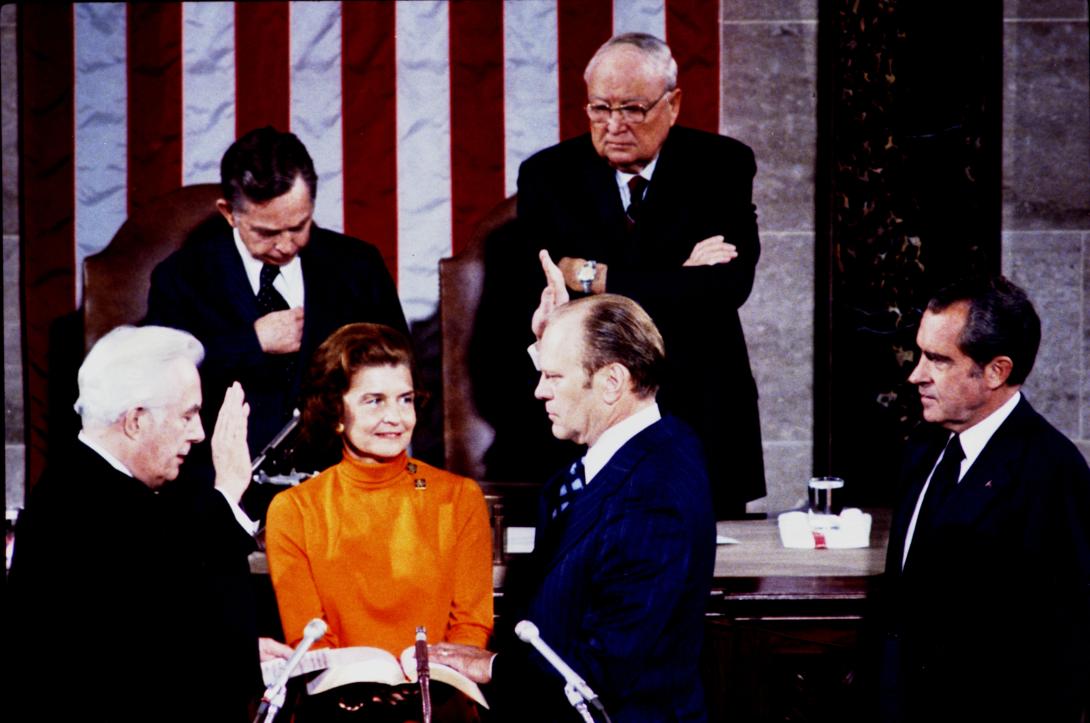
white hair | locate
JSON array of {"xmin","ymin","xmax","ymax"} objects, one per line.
[
  {"xmin": 75, "ymin": 325, "xmax": 205, "ymax": 428},
  {"xmin": 583, "ymin": 32, "xmax": 678, "ymax": 91}
]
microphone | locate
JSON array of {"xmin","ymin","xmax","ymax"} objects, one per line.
[
  {"xmin": 254, "ymin": 618, "xmax": 327, "ymax": 723},
  {"xmin": 415, "ymin": 626, "xmax": 431, "ymax": 723},
  {"xmin": 251, "ymin": 409, "xmax": 301, "ymax": 475},
  {"xmin": 514, "ymin": 620, "xmax": 600, "ymax": 707}
]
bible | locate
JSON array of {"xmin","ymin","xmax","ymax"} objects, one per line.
[{"xmin": 260, "ymin": 645, "xmax": 489, "ymax": 709}]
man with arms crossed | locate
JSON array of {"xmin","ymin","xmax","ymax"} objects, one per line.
[
  {"xmin": 881, "ymin": 276, "xmax": 1090, "ymax": 722},
  {"xmin": 514, "ymin": 32, "xmax": 764, "ymax": 518}
]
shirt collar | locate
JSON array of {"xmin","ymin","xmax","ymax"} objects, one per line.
[
  {"xmin": 615, "ymin": 156, "xmax": 658, "ymax": 191},
  {"xmin": 583, "ymin": 402, "xmax": 661, "ymax": 483},
  {"xmin": 78, "ymin": 430, "xmax": 134, "ymax": 478},
  {"xmin": 231, "ymin": 226, "xmax": 304, "ymax": 298},
  {"xmin": 957, "ymin": 390, "xmax": 1021, "ymax": 472}
]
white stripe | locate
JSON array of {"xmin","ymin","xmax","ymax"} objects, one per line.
[
  {"xmin": 74, "ymin": 2, "xmax": 127, "ymax": 304},
  {"xmin": 613, "ymin": 0, "xmax": 666, "ymax": 38},
  {"xmin": 182, "ymin": 2, "xmax": 235, "ymax": 186},
  {"xmin": 396, "ymin": 1, "xmax": 452, "ymax": 322},
  {"xmin": 291, "ymin": 1, "xmax": 344, "ymax": 233},
  {"xmin": 504, "ymin": 0, "xmax": 559, "ymax": 196}
]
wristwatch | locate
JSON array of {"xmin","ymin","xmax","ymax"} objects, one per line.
[{"xmin": 577, "ymin": 260, "xmax": 598, "ymax": 294}]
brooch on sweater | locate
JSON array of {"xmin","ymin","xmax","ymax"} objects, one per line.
[{"xmin": 407, "ymin": 462, "xmax": 426, "ymax": 490}]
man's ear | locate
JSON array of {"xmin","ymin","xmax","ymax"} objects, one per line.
[
  {"xmin": 215, "ymin": 199, "xmax": 237, "ymax": 227},
  {"xmin": 598, "ymin": 363, "xmax": 630, "ymax": 404},
  {"xmin": 121, "ymin": 407, "xmax": 147, "ymax": 440},
  {"xmin": 983, "ymin": 355, "xmax": 1013, "ymax": 389}
]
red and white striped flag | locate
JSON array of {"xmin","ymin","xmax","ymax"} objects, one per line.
[{"xmin": 20, "ymin": 0, "xmax": 721, "ymax": 479}]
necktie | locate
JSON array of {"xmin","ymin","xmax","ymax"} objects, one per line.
[
  {"xmin": 625, "ymin": 176, "xmax": 648, "ymax": 229},
  {"xmin": 911, "ymin": 434, "xmax": 965, "ymax": 553},
  {"xmin": 550, "ymin": 458, "xmax": 587, "ymax": 520},
  {"xmin": 256, "ymin": 263, "xmax": 290, "ymax": 315}
]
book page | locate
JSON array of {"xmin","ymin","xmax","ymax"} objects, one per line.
[
  {"xmin": 307, "ymin": 647, "xmax": 409, "ymax": 695},
  {"xmin": 399, "ymin": 646, "xmax": 489, "ymax": 709}
]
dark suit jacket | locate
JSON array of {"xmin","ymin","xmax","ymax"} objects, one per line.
[
  {"xmin": 517, "ymin": 126, "xmax": 764, "ymax": 516},
  {"xmin": 880, "ymin": 397, "xmax": 1090, "ymax": 722},
  {"xmin": 146, "ymin": 223, "xmax": 408, "ymax": 470},
  {"xmin": 490, "ymin": 416, "xmax": 717, "ymax": 722},
  {"xmin": 9, "ymin": 440, "xmax": 261, "ymax": 722}
]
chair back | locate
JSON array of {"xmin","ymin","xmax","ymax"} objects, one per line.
[
  {"xmin": 438, "ymin": 195, "xmax": 518, "ymax": 479},
  {"xmin": 82, "ymin": 183, "xmax": 224, "ymax": 352}
]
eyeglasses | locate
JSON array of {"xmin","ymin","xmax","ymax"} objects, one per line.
[{"xmin": 585, "ymin": 89, "xmax": 672, "ymax": 125}]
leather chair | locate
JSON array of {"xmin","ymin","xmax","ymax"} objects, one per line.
[
  {"xmin": 82, "ymin": 183, "xmax": 224, "ymax": 352},
  {"xmin": 438, "ymin": 195, "xmax": 517, "ymax": 481}
]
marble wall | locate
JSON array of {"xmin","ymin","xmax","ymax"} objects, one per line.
[
  {"xmin": 724, "ymin": 1, "xmax": 818, "ymax": 513},
  {"xmin": 1001, "ymin": 0, "xmax": 1090, "ymax": 461}
]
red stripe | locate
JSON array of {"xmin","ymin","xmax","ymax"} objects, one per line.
[
  {"xmin": 449, "ymin": 0, "xmax": 505, "ymax": 255},
  {"xmin": 666, "ymin": 0, "xmax": 720, "ymax": 134},
  {"xmin": 235, "ymin": 2, "xmax": 290, "ymax": 136},
  {"xmin": 127, "ymin": 2, "xmax": 182, "ymax": 215},
  {"xmin": 19, "ymin": 4, "xmax": 76, "ymax": 488},
  {"xmin": 342, "ymin": 1, "xmax": 398, "ymax": 280},
  {"xmin": 557, "ymin": 0, "xmax": 612, "ymax": 141}
]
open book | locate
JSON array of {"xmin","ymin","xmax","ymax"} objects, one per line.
[{"xmin": 261, "ymin": 645, "xmax": 489, "ymax": 709}]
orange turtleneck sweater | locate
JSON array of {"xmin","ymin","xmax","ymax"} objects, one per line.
[{"xmin": 265, "ymin": 452, "xmax": 493, "ymax": 654}]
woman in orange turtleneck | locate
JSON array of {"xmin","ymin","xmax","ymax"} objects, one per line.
[{"xmin": 265, "ymin": 323, "xmax": 493, "ymax": 657}]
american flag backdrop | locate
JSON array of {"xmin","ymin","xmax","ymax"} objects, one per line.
[{"xmin": 19, "ymin": 0, "xmax": 723, "ymax": 481}]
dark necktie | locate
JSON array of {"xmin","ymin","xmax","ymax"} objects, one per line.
[
  {"xmin": 911, "ymin": 434, "xmax": 965, "ymax": 554},
  {"xmin": 256, "ymin": 263, "xmax": 290, "ymax": 315},
  {"xmin": 625, "ymin": 176, "xmax": 648, "ymax": 230},
  {"xmin": 549, "ymin": 458, "xmax": 587, "ymax": 520}
]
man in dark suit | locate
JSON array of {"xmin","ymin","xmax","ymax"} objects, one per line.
[
  {"xmin": 514, "ymin": 32, "xmax": 763, "ymax": 519},
  {"xmin": 880, "ymin": 276, "xmax": 1090, "ymax": 722},
  {"xmin": 9, "ymin": 325, "xmax": 292, "ymax": 722},
  {"xmin": 434, "ymin": 283, "xmax": 717, "ymax": 722},
  {"xmin": 146, "ymin": 127, "xmax": 407, "ymax": 488}
]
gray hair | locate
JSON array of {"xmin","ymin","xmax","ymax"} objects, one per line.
[
  {"xmin": 75, "ymin": 325, "xmax": 205, "ymax": 428},
  {"xmin": 583, "ymin": 32, "xmax": 678, "ymax": 91}
]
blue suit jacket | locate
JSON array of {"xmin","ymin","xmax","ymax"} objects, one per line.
[
  {"xmin": 493, "ymin": 415, "xmax": 716, "ymax": 722},
  {"xmin": 880, "ymin": 397, "xmax": 1090, "ymax": 722}
]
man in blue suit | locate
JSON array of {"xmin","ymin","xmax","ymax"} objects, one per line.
[
  {"xmin": 880, "ymin": 276, "xmax": 1090, "ymax": 722},
  {"xmin": 435, "ymin": 261, "xmax": 716, "ymax": 722}
]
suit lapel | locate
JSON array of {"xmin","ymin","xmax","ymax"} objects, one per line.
[
  {"xmin": 298, "ymin": 228, "xmax": 331, "ymax": 354},
  {"xmin": 211, "ymin": 231, "xmax": 263, "ymax": 323},
  {"xmin": 934, "ymin": 398, "xmax": 1033, "ymax": 529},
  {"xmin": 535, "ymin": 425, "xmax": 655, "ymax": 576}
]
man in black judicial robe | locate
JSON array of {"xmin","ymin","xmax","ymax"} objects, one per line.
[{"xmin": 9, "ymin": 325, "xmax": 291, "ymax": 722}]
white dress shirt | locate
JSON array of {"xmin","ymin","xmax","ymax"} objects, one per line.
[
  {"xmin": 232, "ymin": 227, "xmax": 305, "ymax": 309},
  {"xmin": 583, "ymin": 402, "xmax": 662, "ymax": 484},
  {"xmin": 615, "ymin": 157, "xmax": 658, "ymax": 209}
]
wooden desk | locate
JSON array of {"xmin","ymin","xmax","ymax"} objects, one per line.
[{"xmin": 703, "ymin": 511, "xmax": 890, "ymax": 722}]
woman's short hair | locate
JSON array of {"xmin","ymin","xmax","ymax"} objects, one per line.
[
  {"xmin": 299, "ymin": 323, "xmax": 420, "ymax": 459},
  {"xmin": 74, "ymin": 325, "xmax": 205, "ymax": 428}
]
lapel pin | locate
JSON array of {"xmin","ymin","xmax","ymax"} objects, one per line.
[
  {"xmin": 414, "ymin": 478, "xmax": 427, "ymax": 490},
  {"xmin": 984, "ymin": 480, "xmax": 992, "ymax": 488},
  {"xmin": 406, "ymin": 462, "xmax": 417, "ymax": 474}
]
